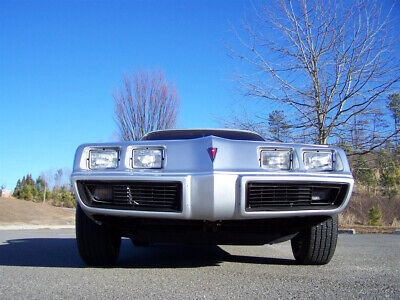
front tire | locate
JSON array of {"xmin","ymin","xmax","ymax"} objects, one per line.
[
  {"xmin": 291, "ymin": 215, "xmax": 338, "ymax": 265},
  {"xmin": 76, "ymin": 205, "xmax": 121, "ymax": 266}
]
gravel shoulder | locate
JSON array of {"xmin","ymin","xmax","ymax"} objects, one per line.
[{"xmin": 340, "ymin": 224, "xmax": 399, "ymax": 233}]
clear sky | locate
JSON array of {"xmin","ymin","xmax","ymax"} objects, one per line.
[{"xmin": 0, "ymin": 0, "xmax": 253, "ymax": 189}]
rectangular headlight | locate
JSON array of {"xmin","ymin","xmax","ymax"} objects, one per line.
[
  {"xmin": 133, "ymin": 148, "xmax": 163, "ymax": 169},
  {"xmin": 260, "ymin": 149, "xmax": 291, "ymax": 170},
  {"xmin": 89, "ymin": 149, "xmax": 118, "ymax": 169},
  {"xmin": 303, "ymin": 151, "xmax": 333, "ymax": 171}
]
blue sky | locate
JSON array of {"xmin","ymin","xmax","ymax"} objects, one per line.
[
  {"xmin": 0, "ymin": 0, "xmax": 254, "ymax": 189},
  {"xmin": 1, "ymin": 1, "xmax": 399, "ymax": 190}
]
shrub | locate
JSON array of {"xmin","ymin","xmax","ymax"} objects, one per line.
[{"xmin": 368, "ymin": 205, "xmax": 383, "ymax": 226}]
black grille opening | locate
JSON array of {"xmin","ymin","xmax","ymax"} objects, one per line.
[
  {"xmin": 77, "ymin": 181, "xmax": 182, "ymax": 212},
  {"xmin": 246, "ymin": 182, "xmax": 349, "ymax": 211}
]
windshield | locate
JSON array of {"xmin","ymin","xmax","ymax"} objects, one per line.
[{"xmin": 142, "ymin": 129, "xmax": 265, "ymax": 141}]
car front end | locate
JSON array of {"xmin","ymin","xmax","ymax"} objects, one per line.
[
  {"xmin": 72, "ymin": 136, "xmax": 353, "ymax": 221},
  {"xmin": 72, "ymin": 130, "xmax": 354, "ymax": 266}
]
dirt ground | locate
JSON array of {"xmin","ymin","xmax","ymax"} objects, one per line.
[{"xmin": 0, "ymin": 197, "xmax": 75, "ymax": 226}]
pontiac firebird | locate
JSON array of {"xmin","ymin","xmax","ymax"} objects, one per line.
[{"xmin": 71, "ymin": 129, "xmax": 354, "ymax": 266}]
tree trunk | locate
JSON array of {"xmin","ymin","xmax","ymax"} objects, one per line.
[{"xmin": 43, "ymin": 185, "xmax": 46, "ymax": 203}]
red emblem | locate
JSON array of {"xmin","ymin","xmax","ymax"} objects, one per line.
[{"xmin": 208, "ymin": 147, "xmax": 217, "ymax": 162}]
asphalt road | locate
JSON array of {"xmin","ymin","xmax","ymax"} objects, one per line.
[{"xmin": 0, "ymin": 230, "xmax": 398, "ymax": 299}]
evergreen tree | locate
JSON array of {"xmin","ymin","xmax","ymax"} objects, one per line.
[
  {"xmin": 380, "ymin": 162, "xmax": 400, "ymax": 200},
  {"xmin": 12, "ymin": 170, "xmax": 77, "ymax": 207},
  {"xmin": 13, "ymin": 179, "xmax": 22, "ymax": 197},
  {"xmin": 353, "ymin": 157, "xmax": 376, "ymax": 190},
  {"xmin": 35, "ymin": 176, "xmax": 46, "ymax": 191},
  {"xmin": 267, "ymin": 110, "xmax": 291, "ymax": 142},
  {"xmin": 377, "ymin": 150, "xmax": 400, "ymax": 199},
  {"xmin": 368, "ymin": 205, "xmax": 383, "ymax": 226}
]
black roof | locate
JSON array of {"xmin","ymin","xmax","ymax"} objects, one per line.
[{"xmin": 141, "ymin": 129, "xmax": 265, "ymax": 141}]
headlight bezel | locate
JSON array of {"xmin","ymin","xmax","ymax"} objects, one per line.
[
  {"xmin": 259, "ymin": 148, "xmax": 293, "ymax": 171},
  {"xmin": 302, "ymin": 149, "xmax": 335, "ymax": 171},
  {"xmin": 88, "ymin": 148, "xmax": 120, "ymax": 170},
  {"xmin": 132, "ymin": 147, "xmax": 165, "ymax": 169}
]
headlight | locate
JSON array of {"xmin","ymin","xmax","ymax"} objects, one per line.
[
  {"xmin": 260, "ymin": 149, "xmax": 291, "ymax": 170},
  {"xmin": 303, "ymin": 151, "xmax": 333, "ymax": 171},
  {"xmin": 133, "ymin": 148, "xmax": 163, "ymax": 169},
  {"xmin": 89, "ymin": 149, "xmax": 119, "ymax": 169}
]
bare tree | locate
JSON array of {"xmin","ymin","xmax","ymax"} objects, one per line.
[
  {"xmin": 388, "ymin": 93, "xmax": 400, "ymax": 148},
  {"xmin": 114, "ymin": 70, "xmax": 179, "ymax": 141},
  {"xmin": 54, "ymin": 169, "xmax": 63, "ymax": 187},
  {"xmin": 224, "ymin": 109, "xmax": 292, "ymax": 142},
  {"xmin": 223, "ymin": 110, "xmax": 269, "ymax": 137},
  {"xmin": 231, "ymin": 0, "xmax": 400, "ymax": 152}
]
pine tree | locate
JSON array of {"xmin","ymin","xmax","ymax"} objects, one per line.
[
  {"xmin": 267, "ymin": 110, "xmax": 291, "ymax": 142},
  {"xmin": 353, "ymin": 157, "xmax": 377, "ymax": 191},
  {"xmin": 368, "ymin": 205, "xmax": 383, "ymax": 226},
  {"xmin": 13, "ymin": 179, "xmax": 22, "ymax": 198}
]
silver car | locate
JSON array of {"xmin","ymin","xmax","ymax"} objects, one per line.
[{"xmin": 71, "ymin": 129, "xmax": 354, "ymax": 266}]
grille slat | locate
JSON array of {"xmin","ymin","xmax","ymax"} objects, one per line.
[
  {"xmin": 79, "ymin": 181, "xmax": 182, "ymax": 212},
  {"xmin": 246, "ymin": 182, "xmax": 347, "ymax": 211}
]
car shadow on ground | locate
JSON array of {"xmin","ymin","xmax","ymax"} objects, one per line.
[{"xmin": 0, "ymin": 238, "xmax": 295, "ymax": 268}]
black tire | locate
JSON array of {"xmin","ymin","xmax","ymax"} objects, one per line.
[
  {"xmin": 76, "ymin": 205, "xmax": 121, "ymax": 266},
  {"xmin": 291, "ymin": 215, "xmax": 338, "ymax": 265}
]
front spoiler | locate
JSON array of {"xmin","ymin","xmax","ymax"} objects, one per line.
[{"xmin": 71, "ymin": 171, "xmax": 354, "ymax": 221}]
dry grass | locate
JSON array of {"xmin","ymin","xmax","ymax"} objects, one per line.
[
  {"xmin": 392, "ymin": 218, "xmax": 400, "ymax": 227},
  {"xmin": 340, "ymin": 185, "xmax": 400, "ymax": 227},
  {"xmin": 0, "ymin": 196, "xmax": 75, "ymax": 226}
]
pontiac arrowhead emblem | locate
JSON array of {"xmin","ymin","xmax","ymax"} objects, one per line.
[{"xmin": 208, "ymin": 147, "xmax": 217, "ymax": 162}]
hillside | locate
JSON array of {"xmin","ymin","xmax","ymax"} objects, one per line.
[
  {"xmin": 2, "ymin": 189, "xmax": 399, "ymax": 230},
  {"xmin": 339, "ymin": 186, "xmax": 400, "ymax": 227},
  {"xmin": 0, "ymin": 197, "xmax": 75, "ymax": 226}
]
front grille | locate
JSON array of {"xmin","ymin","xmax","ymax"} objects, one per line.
[
  {"xmin": 246, "ymin": 182, "xmax": 348, "ymax": 211},
  {"xmin": 78, "ymin": 181, "xmax": 182, "ymax": 212}
]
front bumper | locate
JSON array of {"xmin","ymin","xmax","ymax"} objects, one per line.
[{"xmin": 71, "ymin": 171, "xmax": 354, "ymax": 221}]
